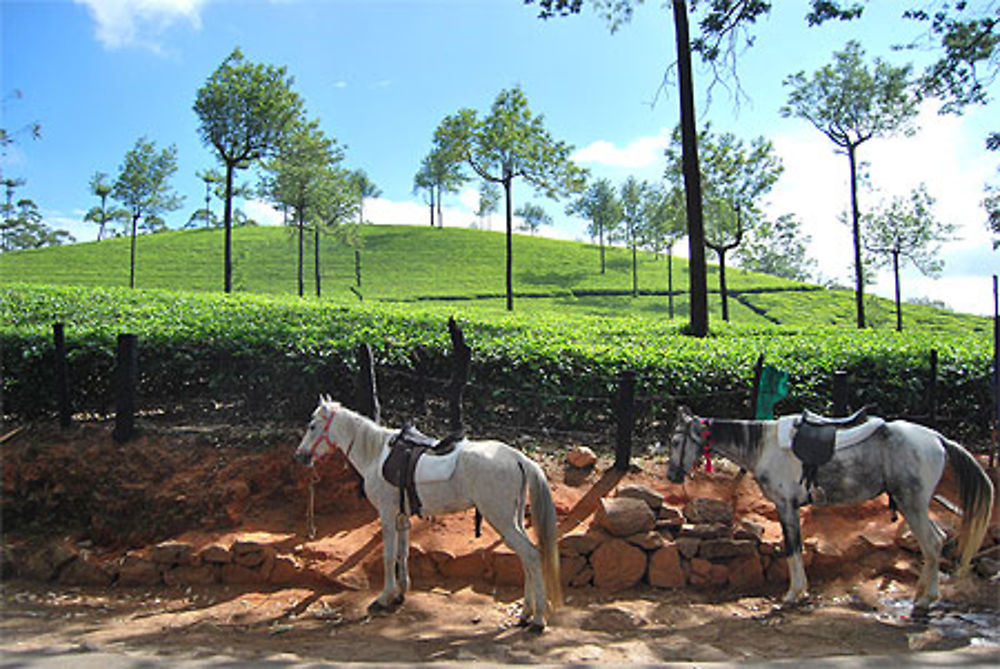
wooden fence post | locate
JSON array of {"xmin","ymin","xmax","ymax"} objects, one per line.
[
  {"xmin": 113, "ymin": 333, "xmax": 138, "ymax": 443},
  {"xmin": 832, "ymin": 370, "xmax": 849, "ymax": 417},
  {"xmin": 448, "ymin": 317, "xmax": 471, "ymax": 435},
  {"xmin": 614, "ymin": 370, "xmax": 636, "ymax": 472},
  {"xmin": 354, "ymin": 343, "xmax": 380, "ymax": 423},
  {"xmin": 410, "ymin": 347, "xmax": 428, "ymax": 417},
  {"xmin": 749, "ymin": 353, "xmax": 765, "ymax": 419},
  {"xmin": 53, "ymin": 323, "xmax": 72, "ymax": 428}
]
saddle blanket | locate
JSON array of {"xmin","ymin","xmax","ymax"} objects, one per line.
[
  {"xmin": 776, "ymin": 414, "xmax": 884, "ymax": 451},
  {"xmin": 381, "ymin": 441, "xmax": 463, "ymax": 485}
]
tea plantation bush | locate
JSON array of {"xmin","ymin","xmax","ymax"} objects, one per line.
[{"xmin": 2, "ymin": 284, "xmax": 993, "ymax": 448}]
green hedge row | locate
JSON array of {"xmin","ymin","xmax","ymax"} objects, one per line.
[{"xmin": 2, "ymin": 284, "xmax": 994, "ymax": 447}]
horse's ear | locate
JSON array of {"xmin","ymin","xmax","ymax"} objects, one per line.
[{"xmin": 321, "ymin": 393, "xmax": 332, "ymax": 405}]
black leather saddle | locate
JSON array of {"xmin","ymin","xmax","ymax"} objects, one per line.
[
  {"xmin": 792, "ymin": 407, "xmax": 869, "ymax": 495},
  {"xmin": 382, "ymin": 425, "xmax": 462, "ymax": 517}
]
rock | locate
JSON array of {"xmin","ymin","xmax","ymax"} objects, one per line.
[
  {"xmin": 567, "ymin": 446, "xmax": 598, "ymax": 469},
  {"xmin": 439, "ymin": 550, "xmax": 488, "ymax": 581},
  {"xmin": 150, "ymin": 540, "xmax": 195, "ymax": 566},
  {"xmin": 698, "ymin": 539, "xmax": 756, "ymax": 560},
  {"xmin": 163, "ymin": 563, "xmax": 216, "ymax": 586},
  {"xmin": 648, "ymin": 543, "xmax": 685, "ymax": 588},
  {"xmin": 616, "ymin": 484, "xmax": 664, "ymax": 513},
  {"xmin": 677, "ymin": 523, "xmax": 730, "ymax": 540},
  {"xmin": 688, "ymin": 557, "xmax": 728, "ymax": 587},
  {"xmin": 559, "ymin": 555, "xmax": 589, "ymax": 588},
  {"xmin": 221, "ymin": 559, "xmax": 272, "ymax": 585},
  {"xmin": 726, "ymin": 553, "xmax": 765, "ymax": 591},
  {"xmin": 570, "ymin": 564, "xmax": 594, "ymax": 588},
  {"xmin": 626, "ymin": 531, "xmax": 665, "ymax": 551},
  {"xmin": 591, "ymin": 538, "xmax": 647, "ymax": 590},
  {"xmin": 199, "ymin": 543, "xmax": 232, "ymax": 564},
  {"xmin": 59, "ymin": 555, "xmax": 114, "ymax": 586},
  {"xmin": 657, "ymin": 506, "xmax": 684, "ymax": 526},
  {"xmin": 491, "ymin": 549, "xmax": 524, "ymax": 587},
  {"xmin": 975, "ymin": 557, "xmax": 1000, "ymax": 579},
  {"xmin": 581, "ymin": 606, "xmax": 648, "ymax": 631},
  {"xmin": 268, "ymin": 555, "xmax": 304, "ymax": 585},
  {"xmin": 676, "ymin": 536, "xmax": 701, "ymax": 559},
  {"xmin": 559, "ymin": 530, "xmax": 607, "ymax": 557},
  {"xmin": 683, "ymin": 498, "xmax": 734, "ymax": 525},
  {"xmin": 594, "ymin": 497, "xmax": 655, "ymax": 537},
  {"xmin": 20, "ymin": 543, "xmax": 77, "ymax": 582},
  {"xmin": 117, "ymin": 553, "xmax": 162, "ymax": 586},
  {"xmin": 734, "ymin": 520, "xmax": 764, "ymax": 542},
  {"xmin": 232, "ymin": 540, "xmax": 274, "ymax": 568}
]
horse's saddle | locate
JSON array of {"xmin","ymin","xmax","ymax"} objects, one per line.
[
  {"xmin": 783, "ymin": 408, "xmax": 883, "ymax": 494},
  {"xmin": 382, "ymin": 425, "xmax": 462, "ymax": 517}
]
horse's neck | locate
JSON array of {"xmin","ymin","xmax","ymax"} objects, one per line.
[
  {"xmin": 338, "ymin": 409, "xmax": 393, "ymax": 468},
  {"xmin": 708, "ymin": 418, "xmax": 771, "ymax": 469}
]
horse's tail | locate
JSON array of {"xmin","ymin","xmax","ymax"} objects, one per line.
[
  {"xmin": 523, "ymin": 458, "xmax": 563, "ymax": 610},
  {"xmin": 940, "ymin": 435, "xmax": 995, "ymax": 575}
]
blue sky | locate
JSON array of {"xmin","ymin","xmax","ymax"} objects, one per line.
[{"xmin": 2, "ymin": 0, "xmax": 997, "ymax": 315}]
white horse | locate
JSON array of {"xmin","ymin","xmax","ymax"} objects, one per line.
[
  {"xmin": 294, "ymin": 396, "xmax": 562, "ymax": 631},
  {"xmin": 667, "ymin": 406, "xmax": 994, "ymax": 609}
]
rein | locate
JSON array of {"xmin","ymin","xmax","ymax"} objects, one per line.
[{"xmin": 303, "ymin": 405, "xmax": 356, "ymax": 540}]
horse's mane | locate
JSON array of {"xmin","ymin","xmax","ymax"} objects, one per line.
[{"xmin": 328, "ymin": 401, "xmax": 394, "ymax": 466}]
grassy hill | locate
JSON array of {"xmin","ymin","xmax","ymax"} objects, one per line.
[{"xmin": 0, "ymin": 224, "xmax": 991, "ymax": 334}]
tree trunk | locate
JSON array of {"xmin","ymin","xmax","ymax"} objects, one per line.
[
  {"xmin": 429, "ymin": 187, "xmax": 435, "ymax": 227},
  {"xmin": 223, "ymin": 162, "xmax": 234, "ymax": 294},
  {"xmin": 667, "ymin": 248, "xmax": 675, "ymax": 319},
  {"xmin": 314, "ymin": 225, "xmax": 322, "ymax": 298},
  {"xmin": 672, "ymin": 0, "xmax": 709, "ymax": 337},
  {"xmin": 504, "ymin": 175, "xmax": 514, "ymax": 312},
  {"xmin": 848, "ymin": 143, "xmax": 866, "ymax": 328},
  {"xmin": 599, "ymin": 223, "xmax": 606, "ymax": 274},
  {"xmin": 297, "ymin": 210, "xmax": 304, "ymax": 298},
  {"xmin": 129, "ymin": 212, "xmax": 139, "ymax": 289},
  {"xmin": 436, "ymin": 184, "xmax": 443, "ymax": 228},
  {"xmin": 713, "ymin": 245, "xmax": 729, "ymax": 322},
  {"xmin": 631, "ymin": 235, "xmax": 638, "ymax": 297},
  {"xmin": 893, "ymin": 249, "xmax": 902, "ymax": 332}
]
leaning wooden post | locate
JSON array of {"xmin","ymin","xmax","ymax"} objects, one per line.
[
  {"xmin": 447, "ymin": 317, "xmax": 471, "ymax": 435},
  {"xmin": 113, "ymin": 333, "xmax": 138, "ymax": 443},
  {"xmin": 354, "ymin": 343, "xmax": 380, "ymax": 423},
  {"xmin": 832, "ymin": 370, "xmax": 849, "ymax": 417},
  {"xmin": 53, "ymin": 323, "xmax": 72, "ymax": 429},
  {"xmin": 614, "ymin": 370, "xmax": 636, "ymax": 472},
  {"xmin": 749, "ymin": 353, "xmax": 765, "ymax": 419}
]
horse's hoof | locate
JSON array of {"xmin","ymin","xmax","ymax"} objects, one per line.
[
  {"xmin": 367, "ymin": 596, "xmax": 404, "ymax": 616},
  {"xmin": 527, "ymin": 622, "xmax": 545, "ymax": 634}
]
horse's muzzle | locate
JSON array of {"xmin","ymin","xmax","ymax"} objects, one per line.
[
  {"xmin": 294, "ymin": 451, "xmax": 313, "ymax": 467},
  {"xmin": 666, "ymin": 466, "xmax": 684, "ymax": 484}
]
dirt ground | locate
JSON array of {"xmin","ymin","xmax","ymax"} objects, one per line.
[{"xmin": 2, "ymin": 419, "xmax": 999, "ymax": 666}]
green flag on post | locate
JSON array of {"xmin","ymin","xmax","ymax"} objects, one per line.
[{"xmin": 755, "ymin": 364, "xmax": 789, "ymax": 419}]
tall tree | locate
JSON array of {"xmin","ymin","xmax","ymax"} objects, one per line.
[
  {"xmin": 641, "ymin": 182, "xmax": 686, "ymax": 318},
  {"xmin": 475, "ymin": 180, "xmax": 501, "ymax": 230},
  {"xmin": 414, "ymin": 146, "xmax": 464, "ymax": 228},
  {"xmin": 618, "ymin": 176, "xmax": 649, "ymax": 297},
  {"xmin": 432, "ymin": 86, "xmax": 586, "ymax": 310},
  {"xmin": 350, "ymin": 169, "xmax": 381, "ymax": 225},
  {"xmin": 782, "ymin": 40, "xmax": 918, "ymax": 329},
  {"xmin": 112, "ymin": 137, "xmax": 183, "ymax": 289},
  {"xmin": 83, "ymin": 171, "xmax": 120, "ymax": 240},
  {"xmin": 263, "ymin": 119, "xmax": 344, "ymax": 298},
  {"xmin": 737, "ymin": 212, "xmax": 816, "ymax": 282},
  {"xmin": 566, "ymin": 177, "xmax": 622, "ymax": 274},
  {"xmin": 194, "ymin": 47, "xmax": 304, "ymax": 293},
  {"xmin": 863, "ymin": 184, "xmax": 955, "ymax": 331},
  {"xmin": 515, "ymin": 201, "xmax": 552, "ymax": 235}
]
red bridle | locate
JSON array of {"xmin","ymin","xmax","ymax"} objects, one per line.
[{"xmin": 303, "ymin": 406, "xmax": 348, "ymax": 462}]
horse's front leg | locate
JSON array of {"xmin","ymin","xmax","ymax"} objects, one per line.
[
  {"xmin": 776, "ymin": 502, "xmax": 808, "ymax": 605},
  {"xmin": 395, "ymin": 515, "xmax": 411, "ymax": 600},
  {"xmin": 369, "ymin": 514, "xmax": 405, "ymax": 614}
]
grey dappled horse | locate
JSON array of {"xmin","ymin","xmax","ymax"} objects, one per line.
[
  {"xmin": 667, "ymin": 406, "xmax": 994, "ymax": 609},
  {"xmin": 294, "ymin": 396, "xmax": 561, "ymax": 631}
]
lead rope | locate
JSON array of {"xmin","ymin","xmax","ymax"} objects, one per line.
[{"xmin": 306, "ymin": 469, "xmax": 320, "ymax": 540}]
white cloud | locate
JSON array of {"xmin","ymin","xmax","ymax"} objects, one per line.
[
  {"xmin": 74, "ymin": 0, "xmax": 205, "ymax": 51},
  {"xmin": 767, "ymin": 102, "xmax": 997, "ymax": 315},
  {"xmin": 571, "ymin": 129, "xmax": 671, "ymax": 169}
]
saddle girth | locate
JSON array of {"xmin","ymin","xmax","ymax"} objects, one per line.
[
  {"xmin": 791, "ymin": 407, "xmax": 870, "ymax": 500},
  {"xmin": 382, "ymin": 424, "xmax": 462, "ymax": 518}
]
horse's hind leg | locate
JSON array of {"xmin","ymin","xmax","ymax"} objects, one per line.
[
  {"xmin": 502, "ymin": 528, "xmax": 545, "ymax": 631},
  {"xmin": 898, "ymin": 499, "xmax": 944, "ymax": 609}
]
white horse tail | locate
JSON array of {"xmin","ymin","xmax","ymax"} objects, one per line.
[
  {"xmin": 522, "ymin": 457, "xmax": 563, "ymax": 609},
  {"xmin": 940, "ymin": 435, "xmax": 995, "ymax": 575}
]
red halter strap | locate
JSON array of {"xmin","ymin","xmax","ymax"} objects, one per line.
[
  {"xmin": 700, "ymin": 418, "xmax": 714, "ymax": 473},
  {"xmin": 305, "ymin": 407, "xmax": 339, "ymax": 461}
]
